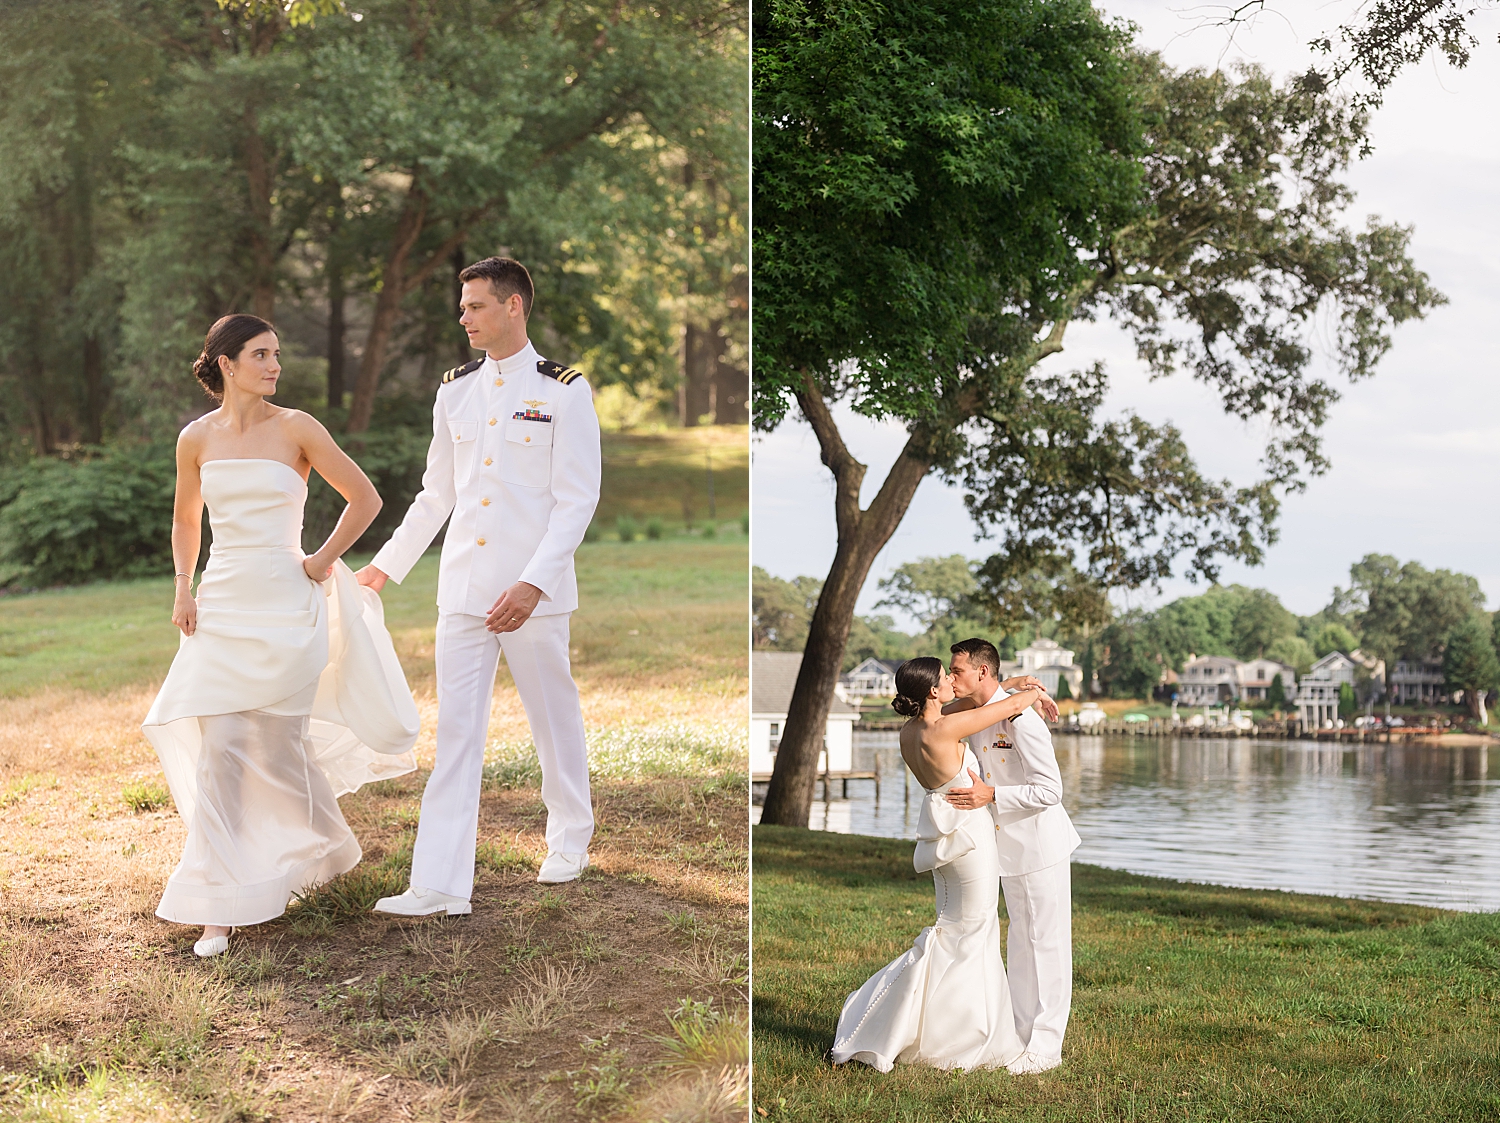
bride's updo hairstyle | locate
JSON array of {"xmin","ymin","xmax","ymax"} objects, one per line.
[
  {"xmin": 193, "ymin": 314, "xmax": 276, "ymax": 401},
  {"xmin": 891, "ymin": 657, "xmax": 943, "ymax": 717}
]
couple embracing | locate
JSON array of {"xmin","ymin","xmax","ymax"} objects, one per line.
[
  {"xmin": 141, "ymin": 256, "xmax": 600, "ymax": 957},
  {"xmin": 832, "ymin": 639, "xmax": 1080, "ymax": 1076}
]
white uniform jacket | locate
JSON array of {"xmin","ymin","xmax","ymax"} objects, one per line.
[
  {"xmin": 968, "ymin": 692, "xmax": 1081, "ymax": 878},
  {"xmin": 370, "ymin": 342, "xmax": 601, "ymax": 618}
]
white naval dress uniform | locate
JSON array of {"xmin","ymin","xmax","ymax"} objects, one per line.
[
  {"xmin": 968, "ymin": 693, "xmax": 1082, "ymax": 1062},
  {"xmin": 371, "ymin": 341, "xmax": 601, "ymax": 900}
]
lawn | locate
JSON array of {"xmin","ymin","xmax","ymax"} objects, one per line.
[
  {"xmin": 0, "ymin": 538, "xmax": 748, "ymax": 1122},
  {"xmin": 753, "ymin": 826, "xmax": 1500, "ymax": 1123}
]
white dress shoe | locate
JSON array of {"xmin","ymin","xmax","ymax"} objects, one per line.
[
  {"xmin": 536, "ymin": 851, "xmax": 589, "ymax": 884},
  {"xmin": 1007, "ymin": 1051, "xmax": 1062, "ymax": 1075},
  {"xmin": 194, "ymin": 927, "xmax": 234, "ymax": 958},
  {"xmin": 372, "ymin": 886, "xmax": 472, "ymax": 917}
]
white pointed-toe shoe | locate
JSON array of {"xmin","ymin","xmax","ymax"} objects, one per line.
[
  {"xmin": 372, "ymin": 886, "xmax": 472, "ymax": 917},
  {"xmin": 536, "ymin": 851, "xmax": 589, "ymax": 884},
  {"xmin": 1007, "ymin": 1051, "xmax": 1062, "ymax": 1075},
  {"xmin": 194, "ymin": 927, "xmax": 235, "ymax": 958}
]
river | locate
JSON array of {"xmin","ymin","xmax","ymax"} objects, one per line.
[{"xmin": 751, "ymin": 733, "xmax": 1500, "ymax": 912}]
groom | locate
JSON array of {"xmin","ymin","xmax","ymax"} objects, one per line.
[
  {"xmin": 358, "ymin": 256, "xmax": 601, "ymax": 916},
  {"xmin": 944, "ymin": 637, "xmax": 1081, "ymax": 1074}
]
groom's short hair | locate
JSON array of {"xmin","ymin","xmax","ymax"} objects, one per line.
[
  {"xmin": 459, "ymin": 256, "xmax": 534, "ymax": 318},
  {"xmin": 950, "ymin": 638, "xmax": 1001, "ymax": 678}
]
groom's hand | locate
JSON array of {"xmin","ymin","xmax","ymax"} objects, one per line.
[
  {"xmin": 1034, "ymin": 694, "xmax": 1060, "ymax": 723},
  {"xmin": 355, "ymin": 564, "xmax": 388, "ymax": 593},
  {"xmin": 944, "ymin": 769, "xmax": 994, "ymax": 811},
  {"xmin": 486, "ymin": 581, "xmax": 543, "ymax": 633}
]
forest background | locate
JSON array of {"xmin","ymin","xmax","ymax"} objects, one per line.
[{"xmin": 0, "ymin": 0, "xmax": 747, "ymax": 587}]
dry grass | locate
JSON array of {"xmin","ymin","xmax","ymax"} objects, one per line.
[{"xmin": 0, "ymin": 544, "xmax": 748, "ymax": 1122}]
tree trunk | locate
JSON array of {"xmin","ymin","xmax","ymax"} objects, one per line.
[
  {"xmin": 81, "ymin": 336, "xmax": 105, "ymax": 444},
  {"xmin": 759, "ymin": 376, "xmax": 933, "ymax": 827},
  {"xmin": 327, "ymin": 265, "xmax": 345, "ymax": 410},
  {"xmin": 347, "ymin": 188, "xmax": 428, "ymax": 433},
  {"xmin": 242, "ymin": 110, "xmax": 276, "ymax": 320},
  {"xmin": 710, "ymin": 319, "xmax": 748, "ymax": 425},
  {"xmin": 681, "ymin": 322, "xmax": 715, "ymax": 426}
]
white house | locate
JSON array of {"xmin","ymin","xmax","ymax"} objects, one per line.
[
  {"xmin": 1295, "ymin": 650, "xmax": 1358, "ymax": 728},
  {"xmin": 1177, "ymin": 654, "xmax": 1243, "ymax": 706},
  {"xmin": 840, "ymin": 657, "xmax": 900, "ymax": 699},
  {"xmin": 752, "ymin": 651, "xmax": 858, "ymax": 779},
  {"xmin": 1239, "ymin": 658, "xmax": 1299, "ymax": 703},
  {"xmin": 1014, "ymin": 638, "xmax": 1084, "ymax": 698}
]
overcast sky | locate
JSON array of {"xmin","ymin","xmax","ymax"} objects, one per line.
[{"xmin": 752, "ymin": 1, "xmax": 1500, "ymax": 629}]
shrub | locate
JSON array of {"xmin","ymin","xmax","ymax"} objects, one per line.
[
  {"xmin": 302, "ymin": 427, "xmax": 432, "ymax": 555},
  {"xmin": 0, "ymin": 444, "xmax": 177, "ymax": 586},
  {"xmin": 645, "ymin": 517, "xmax": 665, "ymax": 540},
  {"xmin": 700, "ymin": 521, "xmax": 716, "ymax": 539},
  {"xmin": 616, "ymin": 514, "xmax": 639, "ymax": 542}
]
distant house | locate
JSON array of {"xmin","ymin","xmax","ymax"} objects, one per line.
[
  {"xmin": 1177, "ymin": 655, "xmax": 1244, "ymax": 706},
  {"xmin": 1014, "ymin": 638, "xmax": 1083, "ymax": 698},
  {"xmin": 1239, "ymin": 658, "xmax": 1299, "ymax": 703},
  {"xmin": 1389, "ymin": 655, "xmax": 1446, "ymax": 704},
  {"xmin": 752, "ymin": 651, "xmax": 858, "ymax": 779},
  {"xmin": 1295, "ymin": 651, "xmax": 1358, "ymax": 728},
  {"xmin": 840, "ymin": 657, "xmax": 901, "ymax": 698}
]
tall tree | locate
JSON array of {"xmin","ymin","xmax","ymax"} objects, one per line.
[
  {"xmin": 1442, "ymin": 614, "xmax": 1499, "ymax": 724},
  {"xmin": 754, "ymin": 0, "xmax": 1442, "ymax": 825},
  {"xmin": 1334, "ymin": 554, "xmax": 1487, "ymax": 672}
]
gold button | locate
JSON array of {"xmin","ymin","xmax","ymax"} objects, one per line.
[
  {"xmin": 477, "ymin": 537, "xmax": 486, "ymax": 546},
  {"xmin": 489, "ymin": 418, "xmax": 497, "ymax": 426},
  {"xmin": 454, "ymin": 433, "xmax": 461, "ymax": 441},
  {"xmin": 494, "ymin": 378, "xmax": 503, "ymax": 386},
  {"xmin": 481, "ymin": 498, "xmax": 490, "ymax": 506},
  {"xmin": 524, "ymin": 435, "xmax": 531, "ymax": 443},
  {"xmin": 484, "ymin": 457, "xmax": 492, "ymax": 466}
]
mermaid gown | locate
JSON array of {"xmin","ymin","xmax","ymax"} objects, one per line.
[
  {"xmin": 831, "ymin": 752, "xmax": 1025, "ymax": 1072},
  {"xmin": 142, "ymin": 459, "xmax": 420, "ymax": 926}
]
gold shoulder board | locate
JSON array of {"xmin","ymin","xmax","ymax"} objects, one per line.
[
  {"xmin": 441, "ymin": 359, "xmax": 483, "ymax": 385},
  {"xmin": 537, "ymin": 359, "xmax": 584, "ymax": 385}
]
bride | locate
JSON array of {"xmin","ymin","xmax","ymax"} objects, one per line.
[
  {"xmin": 831, "ymin": 657, "xmax": 1050, "ymax": 1073},
  {"xmin": 142, "ymin": 313, "xmax": 419, "ymax": 957}
]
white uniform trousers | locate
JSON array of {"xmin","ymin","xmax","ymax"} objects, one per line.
[
  {"xmin": 1001, "ymin": 859, "xmax": 1073, "ymax": 1061},
  {"xmin": 409, "ymin": 610, "xmax": 593, "ymax": 899}
]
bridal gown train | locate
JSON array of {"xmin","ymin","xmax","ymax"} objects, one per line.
[
  {"xmin": 142, "ymin": 459, "xmax": 420, "ymax": 926},
  {"xmin": 831, "ymin": 753, "xmax": 1025, "ymax": 1072}
]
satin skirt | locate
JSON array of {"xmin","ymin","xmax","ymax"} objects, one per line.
[
  {"xmin": 143, "ymin": 550, "xmax": 418, "ymax": 926},
  {"xmin": 831, "ymin": 790, "xmax": 1024, "ymax": 1072}
]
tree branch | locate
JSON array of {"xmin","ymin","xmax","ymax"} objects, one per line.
[{"xmin": 795, "ymin": 371, "xmax": 866, "ymax": 538}]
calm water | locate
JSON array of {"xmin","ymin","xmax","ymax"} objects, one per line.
[{"xmin": 752, "ymin": 733, "xmax": 1500, "ymax": 912}]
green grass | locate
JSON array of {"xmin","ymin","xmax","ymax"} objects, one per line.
[
  {"xmin": 0, "ymin": 537, "xmax": 746, "ymax": 697},
  {"xmin": 752, "ymin": 826, "xmax": 1500, "ymax": 1122},
  {"xmin": 595, "ymin": 426, "xmax": 747, "ymax": 528}
]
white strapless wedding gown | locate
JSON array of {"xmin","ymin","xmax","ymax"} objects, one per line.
[
  {"xmin": 831, "ymin": 753, "xmax": 1025, "ymax": 1072},
  {"xmin": 142, "ymin": 459, "xmax": 419, "ymax": 926}
]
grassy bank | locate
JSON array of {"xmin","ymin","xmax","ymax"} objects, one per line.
[
  {"xmin": 596, "ymin": 426, "xmax": 748, "ymax": 530},
  {"xmin": 753, "ymin": 826, "xmax": 1500, "ymax": 1122},
  {"xmin": 0, "ymin": 542, "xmax": 748, "ymax": 1122}
]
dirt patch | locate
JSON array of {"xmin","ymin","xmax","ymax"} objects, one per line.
[{"xmin": 1, "ymin": 764, "xmax": 747, "ymax": 1121}]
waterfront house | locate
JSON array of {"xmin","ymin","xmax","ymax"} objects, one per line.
[
  {"xmin": 1389, "ymin": 655, "xmax": 1446, "ymax": 704},
  {"xmin": 1177, "ymin": 654, "xmax": 1244, "ymax": 706},
  {"xmin": 1239, "ymin": 658, "xmax": 1299, "ymax": 702},
  {"xmin": 752, "ymin": 651, "xmax": 858, "ymax": 779},
  {"xmin": 1015, "ymin": 638, "xmax": 1084, "ymax": 698},
  {"xmin": 840, "ymin": 657, "xmax": 900, "ymax": 699},
  {"xmin": 1295, "ymin": 651, "xmax": 1358, "ymax": 728}
]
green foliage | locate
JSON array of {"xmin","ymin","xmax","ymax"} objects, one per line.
[
  {"xmin": 1312, "ymin": 621, "xmax": 1359, "ymax": 658},
  {"xmin": 121, "ymin": 779, "xmax": 172, "ymax": 813},
  {"xmin": 1267, "ymin": 672, "xmax": 1287, "ymax": 709},
  {"xmin": 0, "ymin": 444, "xmax": 176, "ymax": 586},
  {"xmin": 302, "ymin": 427, "xmax": 431, "ymax": 554},
  {"xmin": 1442, "ymin": 615, "xmax": 1499, "ymax": 717},
  {"xmin": 873, "ymin": 556, "xmax": 976, "ymax": 633},
  {"xmin": 1336, "ymin": 553, "xmax": 1487, "ymax": 663},
  {"xmin": 1097, "ymin": 612, "xmax": 1163, "ymax": 699},
  {"xmin": 1267, "ymin": 634, "xmax": 1317, "ymax": 675},
  {"xmin": 753, "ymin": 0, "xmax": 1141, "ymax": 425},
  {"xmin": 1054, "ymin": 675, "xmax": 1072, "ymax": 701},
  {"xmin": 752, "ymin": 567, "xmax": 821, "ymax": 650},
  {"xmin": 616, "ymin": 515, "xmax": 639, "ymax": 543},
  {"xmin": 1338, "ymin": 681, "xmax": 1356, "ymax": 719},
  {"xmin": 645, "ymin": 517, "xmax": 665, "ymax": 541}
]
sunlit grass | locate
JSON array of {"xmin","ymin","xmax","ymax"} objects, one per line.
[{"xmin": 752, "ymin": 826, "xmax": 1500, "ymax": 1122}]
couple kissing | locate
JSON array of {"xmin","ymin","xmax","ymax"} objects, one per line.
[{"xmin": 831, "ymin": 638, "xmax": 1081, "ymax": 1076}]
